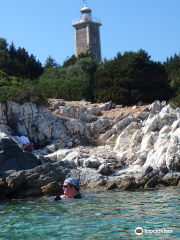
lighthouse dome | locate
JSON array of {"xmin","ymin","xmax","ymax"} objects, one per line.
[{"xmin": 80, "ymin": 4, "xmax": 92, "ymax": 13}]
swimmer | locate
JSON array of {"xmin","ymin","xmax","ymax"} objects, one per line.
[{"xmin": 54, "ymin": 177, "xmax": 82, "ymax": 200}]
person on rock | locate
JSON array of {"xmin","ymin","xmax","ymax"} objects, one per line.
[
  {"xmin": 54, "ymin": 177, "xmax": 82, "ymax": 200},
  {"xmin": 15, "ymin": 135, "xmax": 34, "ymax": 152}
]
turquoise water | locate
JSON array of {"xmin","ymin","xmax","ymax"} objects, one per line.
[{"xmin": 0, "ymin": 187, "xmax": 180, "ymax": 240}]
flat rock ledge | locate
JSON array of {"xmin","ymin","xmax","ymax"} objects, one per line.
[{"xmin": 0, "ymin": 100, "xmax": 180, "ymax": 199}]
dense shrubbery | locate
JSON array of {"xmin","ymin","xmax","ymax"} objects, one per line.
[
  {"xmin": 0, "ymin": 70, "xmax": 47, "ymax": 106},
  {"xmin": 1, "ymin": 37, "xmax": 180, "ymax": 107},
  {"xmin": 37, "ymin": 76, "xmax": 91, "ymax": 101},
  {"xmin": 94, "ymin": 50, "xmax": 170, "ymax": 104},
  {"xmin": 40, "ymin": 56, "xmax": 100, "ymax": 101}
]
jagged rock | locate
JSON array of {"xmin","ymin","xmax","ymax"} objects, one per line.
[
  {"xmin": 0, "ymin": 134, "xmax": 40, "ymax": 172},
  {"xmin": 135, "ymin": 111, "xmax": 149, "ymax": 120},
  {"xmin": 161, "ymin": 101, "xmax": 166, "ymax": 107},
  {"xmin": 58, "ymin": 106, "xmax": 97, "ymax": 123},
  {"xmin": 166, "ymin": 144, "xmax": 180, "ymax": 171},
  {"xmin": 6, "ymin": 171, "xmax": 26, "ymax": 190},
  {"xmin": 162, "ymin": 172, "xmax": 180, "ymax": 186},
  {"xmin": 113, "ymin": 114, "xmax": 136, "ymax": 133},
  {"xmin": 79, "ymin": 168, "xmax": 106, "ymax": 188},
  {"xmin": 118, "ymin": 176, "xmax": 135, "ymax": 190},
  {"xmin": 105, "ymin": 181, "xmax": 117, "ymax": 190},
  {"xmin": 105, "ymin": 176, "xmax": 122, "ymax": 190},
  {"xmin": 79, "ymin": 100, "xmax": 91, "ymax": 106},
  {"xmin": 1, "ymin": 99, "xmax": 180, "ymax": 198},
  {"xmin": 114, "ymin": 122, "xmax": 141, "ymax": 151},
  {"xmin": 88, "ymin": 119, "xmax": 111, "ymax": 137},
  {"xmin": 140, "ymin": 132, "xmax": 159, "ymax": 152},
  {"xmin": 98, "ymin": 101, "xmax": 114, "ymax": 111},
  {"xmin": 5, "ymin": 101, "xmax": 71, "ymax": 147},
  {"xmin": 134, "ymin": 171, "xmax": 156, "ymax": 186},
  {"xmin": 83, "ymin": 159, "xmax": 101, "ymax": 168},
  {"xmin": 27, "ymin": 160, "xmax": 76, "ymax": 188},
  {"xmin": 48, "ymin": 99, "xmax": 66, "ymax": 111},
  {"xmin": 132, "ymin": 152, "xmax": 147, "ymax": 166},
  {"xmin": 45, "ymin": 149, "xmax": 72, "ymax": 162},
  {"xmin": 149, "ymin": 100, "xmax": 162, "ymax": 113},
  {"xmin": 144, "ymin": 172, "xmax": 165, "ymax": 189},
  {"xmin": 41, "ymin": 181, "xmax": 63, "ymax": 196},
  {"xmin": 97, "ymin": 163, "xmax": 115, "ymax": 175},
  {"xmin": 87, "ymin": 106, "xmax": 102, "ymax": 116},
  {"xmin": 64, "ymin": 119, "xmax": 90, "ymax": 140}
]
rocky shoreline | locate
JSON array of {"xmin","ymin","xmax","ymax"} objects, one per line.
[{"xmin": 0, "ymin": 100, "xmax": 180, "ymax": 199}]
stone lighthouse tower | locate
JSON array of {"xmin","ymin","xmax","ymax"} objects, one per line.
[{"xmin": 72, "ymin": 3, "xmax": 102, "ymax": 60}]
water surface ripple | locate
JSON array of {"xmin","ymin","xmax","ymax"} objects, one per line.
[{"xmin": 0, "ymin": 187, "xmax": 180, "ymax": 239}]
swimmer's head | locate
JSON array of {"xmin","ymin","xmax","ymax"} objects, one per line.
[{"xmin": 64, "ymin": 177, "xmax": 80, "ymax": 192}]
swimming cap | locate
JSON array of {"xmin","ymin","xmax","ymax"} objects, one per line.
[{"xmin": 64, "ymin": 177, "xmax": 79, "ymax": 188}]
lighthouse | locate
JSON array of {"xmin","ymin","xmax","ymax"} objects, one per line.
[{"xmin": 72, "ymin": 3, "xmax": 102, "ymax": 61}]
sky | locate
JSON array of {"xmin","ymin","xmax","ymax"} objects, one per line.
[{"xmin": 1, "ymin": 0, "xmax": 180, "ymax": 66}]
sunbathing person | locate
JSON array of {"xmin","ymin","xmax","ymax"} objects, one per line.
[{"xmin": 15, "ymin": 135, "xmax": 34, "ymax": 152}]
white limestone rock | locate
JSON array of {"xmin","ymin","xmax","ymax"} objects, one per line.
[
  {"xmin": 98, "ymin": 101, "xmax": 113, "ymax": 111},
  {"xmin": 87, "ymin": 106, "xmax": 101, "ymax": 116},
  {"xmin": 149, "ymin": 100, "xmax": 162, "ymax": 113},
  {"xmin": 114, "ymin": 122, "xmax": 140, "ymax": 151},
  {"xmin": 113, "ymin": 114, "xmax": 136, "ymax": 133},
  {"xmin": 64, "ymin": 119, "xmax": 90, "ymax": 140},
  {"xmin": 58, "ymin": 106, "xmax": 97, "ymax": 123},
  {"xmin": 88, "ymin": 119, "xmax": 111, "ymax": 136},
  {"xmin": 142, "ymin": 114, "xmax": 164, "ymax": 134},
  {"xmin": 140, "ymin": 132, "xmax": 159, "ymax": 152}
]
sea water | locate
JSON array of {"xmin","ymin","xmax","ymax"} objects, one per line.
[{"xmin": 0, "ymin": 187, "xmax": 180, "ymax": 240}]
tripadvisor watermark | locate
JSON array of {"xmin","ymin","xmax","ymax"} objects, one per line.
[{"xmin": 135, "ymin": 227, "xmax": 173, "ymax": 235}]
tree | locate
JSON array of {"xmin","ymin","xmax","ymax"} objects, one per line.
[
  {"xmin": 94, "ymin": 49, "xmax": 169, "ymax": 104},
  {"xmin": 25, "ymin": 54, "xmax": 43, "ymax": 79},
  {"xmin": 0, "ymin": 42, "xmax": 43, "ymax": 79},
  {"xmin": 163, "ymin": 54, "xmax": 180, "ymax": 89},
  {"xmin": 0, "ymin": 38, "xmax": 8, "ymax": 52},
  {"xmin": 44, "ymin": 55, "xmax": 58, "ymax": 70},
  {"xmin": 9, "ymin": 42, "xmax": 16, "ymax": 58},
  {"xmin": 62, "ymin": 55, "xmax": 77, "ymax": 68}
]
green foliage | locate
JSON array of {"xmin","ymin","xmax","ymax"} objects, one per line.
[
  {"xmin": 0, "ymin": 70, "xmax": 10, "ymax": 81},
  {"xmin": 62, "ymin": 55, "xmax": 77, "ymax": 68},
  {"xmin": 62, "ymin": 49, "xmax": 95, "ymax": 69},
  {"xmin": 0, "ymin": 83, "xmax": 47, "ymax": 106},
  {"xmin": 163, "ymin": 54, "xmax": 180, "ymax": 89},
  {"xmin": 0, "ymin": 38, "xmax": 8, "ymax": 52},
  {"xmin": 10, "ymin": 80, "xmax": 48, "ymax": 106},
  {"xmin": 169, "ymin": 102, "xmax": 177, "ymax": 109},
  {"xmin": 39, "ymin": 57, "xmax": 100, "ymax": 101},
  {"xmin": 38, "ymin": 75, "xmax": 90, "ymax": 101},
  {"xmin": 163, "ymin": 54, "xmax": 180, "ymax": 107},
  {"xmin": 94, "ymin": 50, "xmax": 170, "ymax": 104},
  {"xmin": 77, "ymin": 48, "xmax": 94, "ymax": 59},
  {"xmin": 0, "ymin": 70, "xmax": 47, "ymax": 106},
  {"xmin": 0, "ymin": 40, "xmax": 43, "ymax": 79},
  {"xmin": 44, "ymin": 55, "xmax": 58, "ymax": 71}
]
